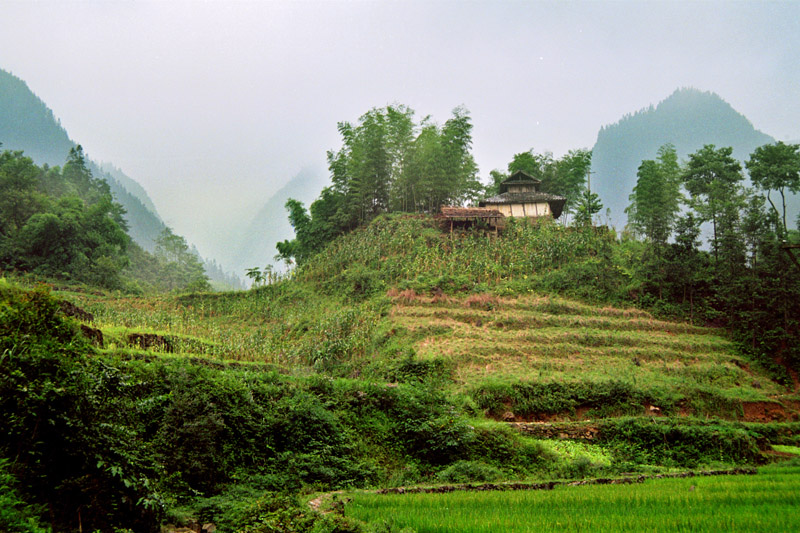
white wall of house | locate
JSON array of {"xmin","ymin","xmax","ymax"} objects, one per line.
[{"xmin": 492, "ymin": 202, "xmax": 551, "ymax": 218}]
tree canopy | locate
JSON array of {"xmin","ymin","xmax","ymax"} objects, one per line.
[
  {"xmin": 279, "ymin": 105, "xmax": 482, "ymax": 265},
  {"xmin": 746, "ymin": 141, "xmax": 800, "ymax": 236},
  {"xmin": 0, "ymin": 147, "xmax": 209, "ymax": 293}
]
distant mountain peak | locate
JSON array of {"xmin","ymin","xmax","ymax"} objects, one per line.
[{"xmin": 591, "ymin": 87, "xmax": 775, "ymax": 227}]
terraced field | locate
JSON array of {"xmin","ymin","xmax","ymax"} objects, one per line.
[{"xmin": 388, "ymin": 292, "xmax": 795, "ymax": 420}]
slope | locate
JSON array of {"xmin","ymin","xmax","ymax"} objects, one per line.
[
  {"xmin": 591, "ymin": 87, "xmax": 776, "ymax": 228},
  {"xmin": 6, "ymin": 214, "xmax": 798, "ymax": 531},
  {"xmin": 68, "ymin": 214, "xmax": 798, "ymax": 421}
]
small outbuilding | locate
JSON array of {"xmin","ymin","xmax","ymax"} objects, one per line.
[
  {"xmin": 436, "ymin": 206, "xmax": 505, "ymax": 233},
  {"xmin": 479, "ymin": 170, "xmax": 566, "ymax": 219}
]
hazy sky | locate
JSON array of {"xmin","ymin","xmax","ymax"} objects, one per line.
[{"xmin": 1, "ymin": 0, "xmax": 798, "ymax": 264}]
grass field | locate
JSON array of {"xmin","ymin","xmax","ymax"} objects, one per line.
[{"xmin": 346, "ymin": 465, "xmax": 800, "ymax": 532}]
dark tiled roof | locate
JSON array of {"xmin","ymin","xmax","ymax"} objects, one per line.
[
  {"xmin": 479, "ymin": 192, "xmax": 567, "ymax": 218},
  {"xmin": 499, "ymin": 170, "xmax": 542, "ymax": 193},
  {"xmin": 506, "ymin": 170, "xmax": 541, "ymax": 183}
]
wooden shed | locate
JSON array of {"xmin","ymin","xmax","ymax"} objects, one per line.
[
  {"xmin": 436, "ymin": 206, "xmax": 505, "ymax": 232},
  {"xmin": 479, "ymin": 170, "xmax": 567, "ymax": 219}
]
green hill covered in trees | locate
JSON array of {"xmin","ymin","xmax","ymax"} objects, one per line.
[
  {"xmin": 0, "ymin": 68, "xmax": 167, "ymax": 250},
  {"xmin": 0, "ymin": 68, "xmax": 242, "ymax": 289}
]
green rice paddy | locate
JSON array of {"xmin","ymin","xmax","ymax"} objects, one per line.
[{"xmin": 346, "ymin": 466, "xmax": 800, "ymax": 532}]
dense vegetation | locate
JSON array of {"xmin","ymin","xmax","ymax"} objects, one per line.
[
  {"xmin": 3, "ymin": 201, "xmax": 799, "ymax": 530},
  {"xmin": 0, "ymin": 147, "xmax": 210, "ymax": 293}
]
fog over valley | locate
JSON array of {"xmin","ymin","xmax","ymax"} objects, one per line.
[{"xmin": 1, "ymin": 0, "xmax": 798, "ymax": 273}]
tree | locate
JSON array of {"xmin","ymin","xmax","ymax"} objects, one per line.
[
  {"xmin": 574, "ymin": 189, "xmax": 603, "ymax": 227},
  {"xmin": 280, "ymin": 105, "xmax": 482, "ymax": 265},
  {"xmin": 745, "ymin": 141, "xmax": 800, "ymax": 237},
  {"xmin": 682, "ymin": 145, "xmax": 744, "ymax": 263},
  {"xmin": 328, "ymin": 105, "xmax": 415, "ymax": 225},
  {"xmin": 0, "ymin": 150, "xmax": 47, "ymax": 237},
  {"xmin": 625, "ymin": 144, "xmax": 682, "ymax": 244},
  {"xmin": 552, "ymin": 149, "xmax": 592, "ymax": 215},
  {"xmin": 154, "ymin": 227, "xmax": 210, "ymax": 292},
  {"xmin": 664, "ymin": 213, "xmax": 709, "ymax": 321}
]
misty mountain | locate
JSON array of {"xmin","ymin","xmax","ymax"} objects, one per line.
[
  {"xmin": 0, "ymin": 68, "xmax": 168, "ymax": 250},
  {"xmin": 0, "ymin": 68, "xmax": 242, "ymax": 288},
  {"xmin": 591, "ymin": 88, "xmax": 776, "ymax": 228},
  {"xmin": 231, "ymin": 166, "xmax": 327, "ymax": 274}
]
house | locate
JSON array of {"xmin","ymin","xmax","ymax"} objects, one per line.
[{"xmin": 479, "ymin": 170, "xmax": 566, "ymax": 219}]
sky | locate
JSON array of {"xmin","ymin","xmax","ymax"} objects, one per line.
[{"xmin": 1, "ymin": 0, "xmax": 799, "ymax": 266}]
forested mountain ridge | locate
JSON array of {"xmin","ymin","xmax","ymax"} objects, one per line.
[
  {"xmin": 0, "ymin": 68, "xmax": 167, "ymax": 250},
  {"xmin": 0, "ymin": 68, "xmax": 242, "ymax": 288},
  {"xmin": 592, "ymin": 88, "xmax": 776, "ymax": 227}
]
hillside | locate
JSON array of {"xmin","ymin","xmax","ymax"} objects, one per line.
[
  {"xmin": 0, "ymin": 68, "xmax": 244, "ymax": 288},
  {"xmin": 591, "ymin": 88, "xmax": 776, "ymax": 227},
  {"xmin": 2, "ymin": 213, "xmax": 798, "ymax": 531}
]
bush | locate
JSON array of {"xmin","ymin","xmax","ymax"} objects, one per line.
[
  {"xmin": 598, "ymin": 418, "xmax": 762, "ymax": 467},
  {"xmin": 436, "ymin": 461, "xmax": 503, "ymax": 483}
]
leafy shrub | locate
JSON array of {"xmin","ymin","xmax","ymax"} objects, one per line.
[
  {"xmin": 598, "ymin": 418, "xmax": 762, "ymax": 467},
  {"xmin": 0, "ymin": 285, "xmax": 161, "ymax": 532},
  {"xmin": 0, "ymin": 459, "xmax": 49, "ymax": 533},
  {"xmin": 436, "ymin": 460, "xmax": 503, "ymax": 483}
]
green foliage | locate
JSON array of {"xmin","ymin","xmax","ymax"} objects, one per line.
[
  {"xmin": 152, "ymin": 227, "xmax": 211, "ymax": 292},
  {"xmin": 598, "ymin": 418, "xmax": 761, "ymax": 467},
  {"xmin": 574, "ymin": 189, "xmax": 603, "ymax": 227},
  {"xmin": 626, "ymin": 144, "xmax": 682, "ymax": 244},
  {"xmin": 296, "ymin": 215, "xmax": 625, "ymax": 303},
  {"xmin": 436, "ymin": 460, "xmax": 503, "ymax": 483},
  {"xmin": 746, "ymin": 141, "xmax": 800, "ymax": 236},
  {"xmin": 348, "ymin": 466, "xmax": 800, "ymax": 532},
  {"xmin": 279, "ymin": 105, "xmax": 481, "ymax": 265},
  {"xmin": 0, "ymin": 284, "xmax": 161, "ymax": 532},
  {"xmin": 0, "ymin": 459, "xmax": 50, "ymax": 533},
  {"xmin": 0, "ymin": 148, "xmax": 211, "ymax": 294}
]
